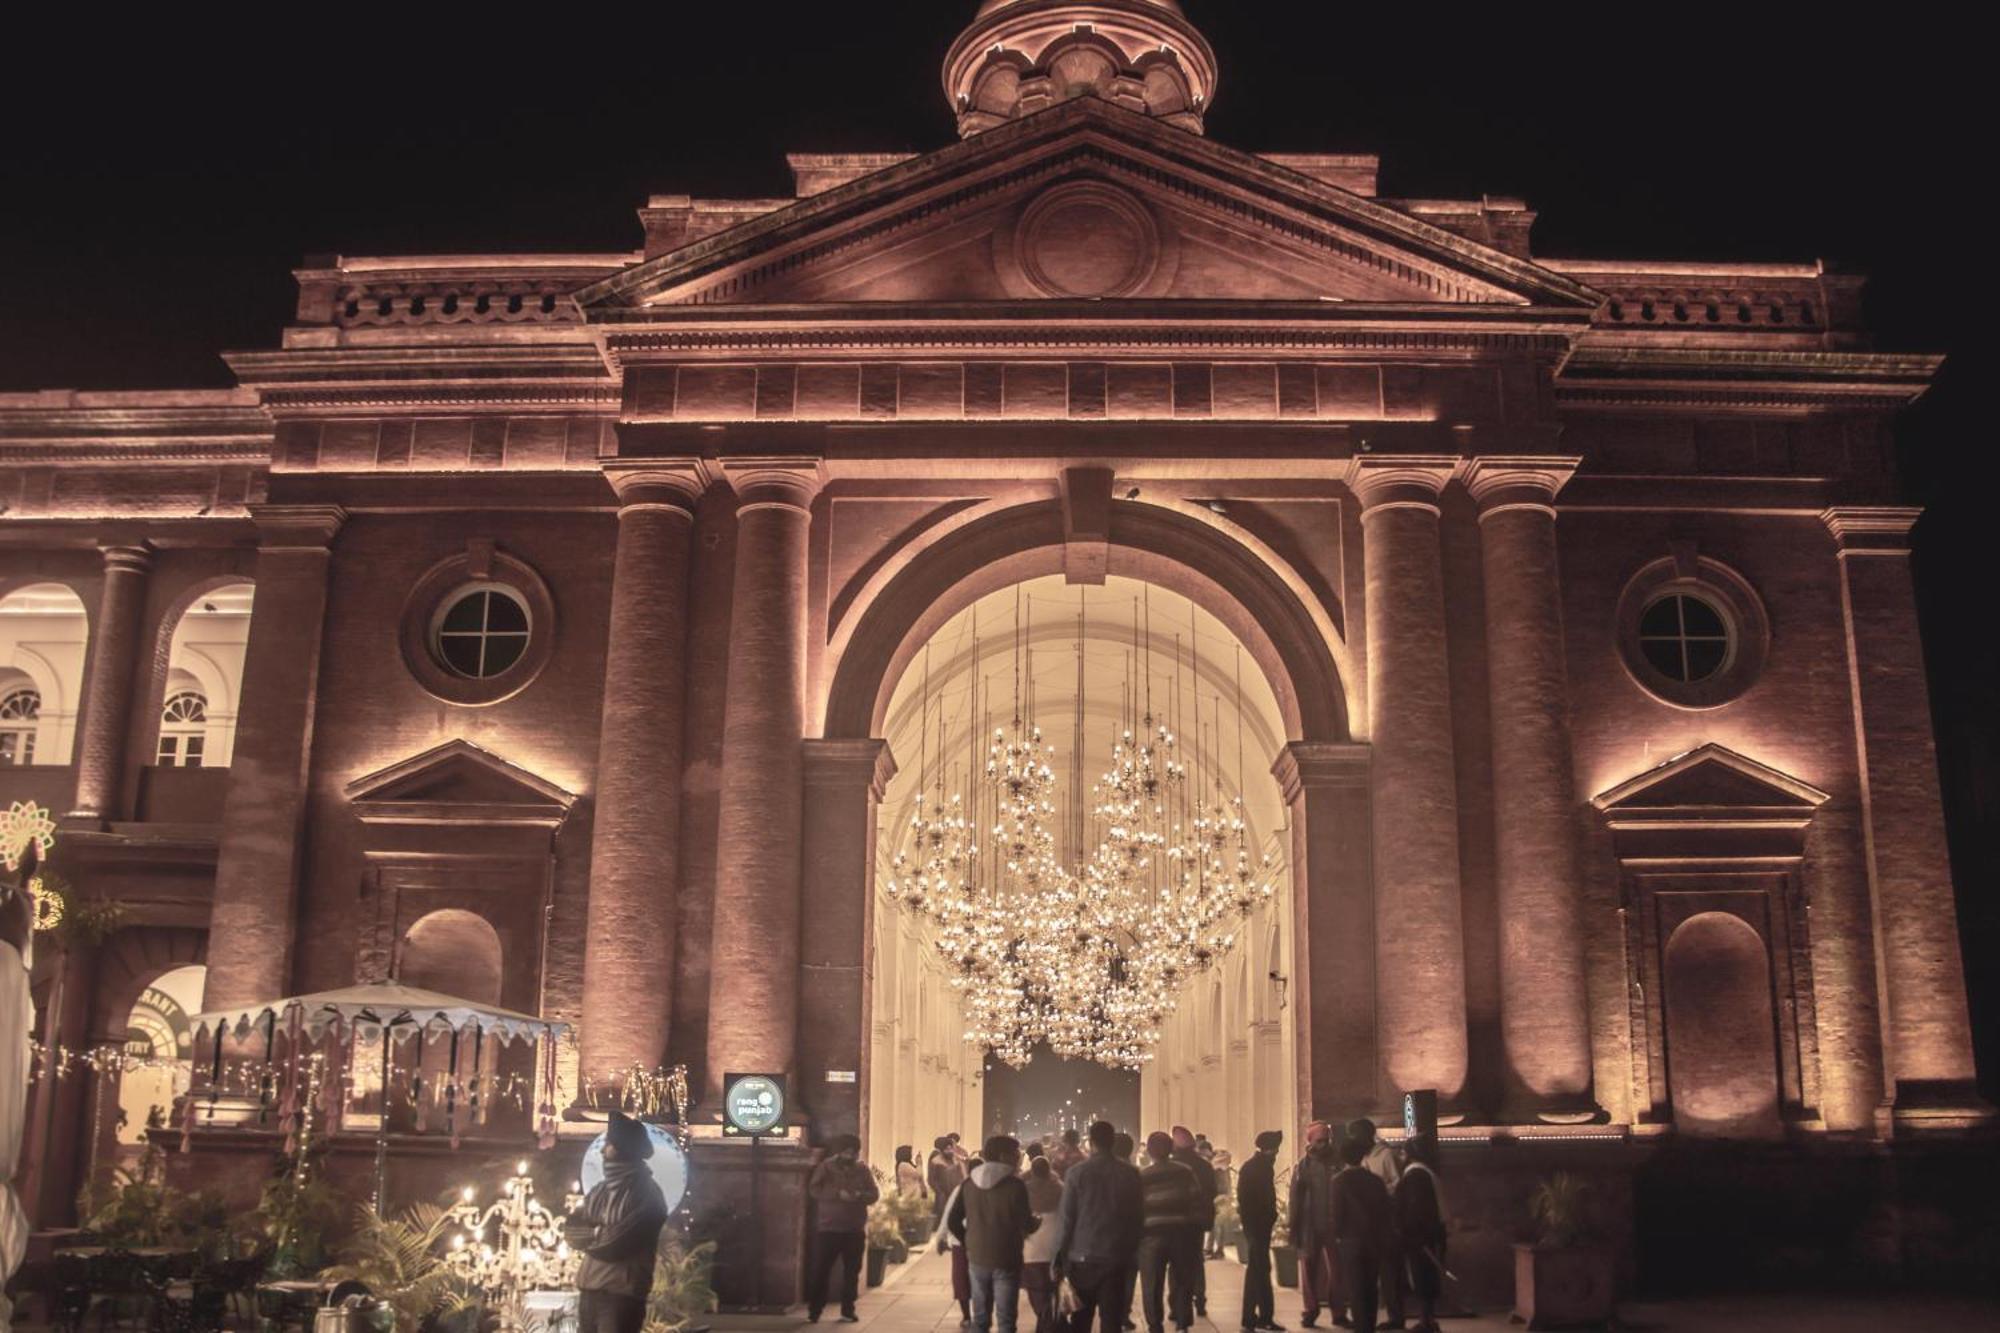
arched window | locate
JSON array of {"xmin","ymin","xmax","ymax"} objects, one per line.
[
  {"xmin": 157, "ymin": 691, "xmax": 208, "ymax": 767},
  {"xmin": 0, "ymin": 688, "xmax": 39, "ymax": 766}
]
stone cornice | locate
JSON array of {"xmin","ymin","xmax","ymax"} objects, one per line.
[
  {"xmin": 1557, "ymin": 344, "xmax": 1942, "ymax": 411},
  {"xmin": 1462, "ymin": 456, "xmax": 1583, "ymax": 516},
  {"xmin": 1343, "ymin": 455, "xmax": 1463, "ymax": 513},
  {"xmin": 249, "ymin": 503, "xmax": 346, "ymax": 550},
  {"xmin": 1822, "ymin": 505, "xmax": 1922, "ymax": 554},
  {"xmin": 603, "ymin": 460, "xmax": 712, "ymax": 512},
  {"xmin": 802, "ymin": 738, "xmax": 898, "ymax": 801},
  {"xmin": 1271, "ymin": 740, "xmax": 1370, "ymax": 802},
  {"xmin": 724, "ymin": 456, "xmax": 825, "ymax": 511}
]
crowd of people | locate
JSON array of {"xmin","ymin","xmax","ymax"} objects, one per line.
[{"xmin": 808, "ymin": 1120, "xmax": 1446, "ymax": 1333}]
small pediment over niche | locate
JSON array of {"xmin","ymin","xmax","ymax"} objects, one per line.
[
  {"xmin": 1591, "ymin": 743, "xmax": 1829, "ymax": 829},
  {"xmin": 345, "ymin": 739, "xmax": 576, "ymax": 828}
]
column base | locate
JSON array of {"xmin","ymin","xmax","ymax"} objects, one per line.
[
  {"xmin": 683, "ymin": 1136, "xmax": 815, "ymax": 1313},
  {"xmin": 1495, "ymin": 1091, "xmax": 1611, "ymax": 1128},
  {"xmin": 1890, "ymin": 1080, "xmax": 1996, "ymax": 1133}
]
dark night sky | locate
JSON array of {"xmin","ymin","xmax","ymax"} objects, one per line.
[{"xmin": 3, "ymin": 6, "xmax": 1991, "ymax": 1094}]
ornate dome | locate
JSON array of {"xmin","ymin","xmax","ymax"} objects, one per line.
[{"xmin": 945, "ymin": 0, "xmax": 1218, "ymax": 139}]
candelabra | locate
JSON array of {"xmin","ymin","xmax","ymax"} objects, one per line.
[{"xmin": 445, "ymin": 1160, "xmax": 585, "ymax": 1332}]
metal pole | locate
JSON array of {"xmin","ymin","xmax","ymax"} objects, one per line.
[{"xmin": 750, "ymin": 1133, "xmax": 764, "ymax": 1310}]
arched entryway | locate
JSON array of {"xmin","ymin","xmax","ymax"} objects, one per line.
[{"xmin": 811, "ymin": 496, "xmax": 1369, "ymax": 1161}]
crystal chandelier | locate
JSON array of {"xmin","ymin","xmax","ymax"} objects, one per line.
[{"xmin": 882, "ymin": 589, "xmax": 1281, "ymax": 1071}]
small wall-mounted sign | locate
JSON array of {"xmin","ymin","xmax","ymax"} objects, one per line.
[
  {"xmin": 722, "ymin": 1072, "xmax": 788, "ymax": 1137},
  {"xmin": 825, "ymin": 1070, "xmax": 858, "ymax": 1084}
]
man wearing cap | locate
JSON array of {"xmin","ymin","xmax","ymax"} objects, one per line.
[
  {"xmin": 807, "ymin": 1134, "xmax": 880, "ymax": 1323},
  {"xmin": 571, "ymin": 1110, "xmax": 671, "ymax": 1333},
  {"xmin": 1168, "ymin": 1128, "xmax": 1215, "ymax": 1317},
  {"xmin": 1289, "ymin": 1122, "xmax": 1340, "ymax": 1328},
  {"xmin": 1236, "ymin": 1131, "xmax": 1284, "ymax": 1333}
]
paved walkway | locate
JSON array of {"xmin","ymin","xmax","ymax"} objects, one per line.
[{"xmin": 740, "ymin": 1247, "xmax": 2000, "ymax": 1333}]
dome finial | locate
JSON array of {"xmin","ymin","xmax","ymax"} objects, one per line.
[{"xmin": 945, "ymin": 0, "xmax": 1218, "ymax": 139}]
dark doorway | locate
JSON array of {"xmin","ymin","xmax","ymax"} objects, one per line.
[{"xmin": 983, "ymin": 1043, "xmax": 1141, "ymax": 1146}]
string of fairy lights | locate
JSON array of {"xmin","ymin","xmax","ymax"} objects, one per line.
[{"xmin": 885, "ymin": 587, "xmax": 1279, "ymax": 1072}]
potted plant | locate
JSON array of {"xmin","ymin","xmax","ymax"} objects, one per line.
[
  {"xmin": 1513, "ymin": 1171, "xmax": 1615, "ymax": 1330},
  {"xmin": 1269, "ymin": 1180, "xmax": 1298, "ymax": 1289},
  {"xmin": 865, "ymin": 1203, "xmax": 900, "ymax": 1288},
  {"xmin": 643, "ymin": 1233, "xmax": 718, "ymax": 1333},
  {"xmin": 321, "ymin": 1202, "xmax": 476, "ymax": 1333},
  {"xmin": 890, "ymin": 1190, "xmax": 931, "ymax": 1247},
  {"xmin": 257, "ymin": 1145, "xmax": 344, "ymax": 1277}
]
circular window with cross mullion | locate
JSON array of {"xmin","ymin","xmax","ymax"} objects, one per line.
[
  {"xmin": 400, "ymin": 550, "xmax": 555, "ymax": 706},
  {"xmin": 1616, "ymin": 558, "xmax": 1769, "ymax": 709}
]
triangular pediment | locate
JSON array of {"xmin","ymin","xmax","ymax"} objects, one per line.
[
  {"xmin": 345, "ymin": 739, "xmax": 576, "ymax": 828},
  {"xmin": 1591, "ymin": 744, "xmax": 1830, "ymax": 817},
  {"xmin": 579, "ymin": 99, "xmax": 1599, "ymax": 313}
]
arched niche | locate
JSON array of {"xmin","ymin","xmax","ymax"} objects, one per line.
[
  {"xmin": 1663, "ymin": 911, "xmax": 1782, "ymax": 1139},
  {"xmin": 0, "ymin": 581, "xmax": 90, "ymax": 766},
  {"xmin": 397, "ymin": 908, "xmax": 503, "ymax": 1005}
]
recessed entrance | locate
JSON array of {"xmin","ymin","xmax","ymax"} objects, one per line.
[{"xmin": 866, "ymin": 574, "xmax": 1294, "ymax": 1163}]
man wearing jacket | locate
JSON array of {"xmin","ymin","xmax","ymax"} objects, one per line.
[
  {"xmin": 571, "ymin": 1111, "xmax": 671, "ymax": 1333},
  {"xmin": 1327, "ymin": 1133, "xmax": 1392, "ymax": 1333},
  {"xmin": 1168, "ymin": 1128, "xmax": 1215, "ymax": 1318},
  {"xmin": 947, "ymin": 1135, "xmax": 1041, "ymax": 1333},
  {"xmin": 1289, "ymin": 1123, "xmax": 1340, "ymax": 1329},
  {"xmin": 1137, "ymin": 1132, "xmax": 1202, "ymax": 1333},
  {"xmin": 1053, "ymin": 1120, "xmax": 1143, "ymax": 1333},
  {"xmin": 807, "ymin": 1134, "xmax": 880, "ymax": 1323},
  {"xmin": 1236, "ymin": 1130, "xmax": 1284, "ymax": 1333}
]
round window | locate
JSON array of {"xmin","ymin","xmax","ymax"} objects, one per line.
[
  {"xmin": 1615, "ymin": 558, "xmax": 1769, "ymax": 710},
  {"xmin": 431, "ymin": 584, "xmax": 532, "ymax": 680},
  {"xmin": 400, "ymin": 549, "xmax": 555, "ymax": 707},
  {"xmin": 1636, "ymin": 591, "xmax": 1735, "ymax": 684}
]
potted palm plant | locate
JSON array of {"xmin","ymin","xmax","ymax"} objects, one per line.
[
  {"xmin": 865, "ymin": 1204, "xmax": 900, "ymax": 1288},
  {"xmin": 321, "ymin": 1202, "xmax": 477, "ymax": 1333},
  {"xmin": 643, "ymin": 1234, "xmax": 718, "ymax": 1333},
  {"xmin": 1513, "ymin": 1171, "xmax": 1615, "ymax": 1330},
  {"xmin": 1269, "ymin": 1183, "xmax": 1298, "ymax": 1289}
]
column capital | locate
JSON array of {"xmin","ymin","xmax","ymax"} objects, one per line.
[
  {"xmin": 96, "ymin": 543, "xmax": 153, "ymax": 575},
  {"xmin": 1344, "ymin": 456, "xmax": 1462, "ymax": 514},
  {"xmin": 604, "ymin": 459, "xmax": 711, "ymax": 512},
  {"xmin": 802, "ymin": 737, "xmax": 898, "ymax": 801},
  {"xmin": 1462, "ymin": 456, "xmax": 1582, "ymax": 518},
  {"xmin": 1271, "ymin": 740, "xmax": 1370, "ymax": 802},
  {"xmin": 250, "ymin": 504, "xmax": 346, "ymax": 550},
  {"xmin": 1822, "ymin": 506, "xmax": 1921, "ymax": 555},
  {"xmin": 724, "ymin": 456, "xmax": 825, "ymax": 511}
]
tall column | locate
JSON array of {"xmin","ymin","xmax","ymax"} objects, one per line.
[
  {"xmin": 1823, "ymin": 508, "xmax": 1987, "ymax": 1129},
  {"xmin": 704, "ymin": 458, "xmax": 822, "ymax": 1103},
  {"xmin": 203, "ymin": 506, "xmax": 344, "ymax": 1012},
  {"xmin": 798, "ymin": 738, "xmax": 895, "ymax": 1143},
  {"xmin": 1464, "ymin": 458, "xmax": 1599, "ymax": 1121},
  {"xmin": 1347, "ymin": 458, "xmax": 1469, "ymax": 1103},
  {"xmin": 1274, "ymin": 741, "xmax": 1377, "ymax": 1123},
  {"xmin": 579, "ymin": 463, "xmax": 708, "ymax": 1088},
  {"xmin": 66, "ymin": 543, "xmax": 151, "ymax": 824}
]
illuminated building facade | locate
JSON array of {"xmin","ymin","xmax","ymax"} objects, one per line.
[{"xmin": 1, "ymin": 0, "xmax": 1984, "ymax": 1300}]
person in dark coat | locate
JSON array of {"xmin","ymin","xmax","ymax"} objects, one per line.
[
  {"xmin": 571, "ymin": 1111, "xmax": 670, "ymax": 1333},
  {"xmin": 1136, "ymin": 1133, "xmax": 1202, "ymax": 1333},
  {"xmin": 1392, "ymin": 1135, "xmax": 1446, "ymax": 1333},
  {"xmin": 1327, "ymin": 1133, "xmax": 1391, "ymax": 1333},
  {"xmin": 1289, "ymin": 1123, "xmax": 1339, "ymax": 1329},
  {"xmin": 806, "ymin": 1133, "xmax": 880, "ymax": 1323},
  {"xmin": 1112, "ymin": 1133, "xmax": 1140, "ymax": 1330},
  {"xmin": 1053, "ymin": 1120, "xmax": 1143, "ymax": 1333},
  {"xmin": 948, "ymin": 1135, "xmax": 1041, "ymax": 1333},
  {"xmin": 1168, "ymin": 1128, "xmax": 1214, "ymax": 1317},
  {"xmin": 1236, "ymin": 1130, "xmax": 1284, "ymax": 1333}
]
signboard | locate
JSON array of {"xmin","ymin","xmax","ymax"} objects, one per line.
[
  {"xmin": 825, "ymin": 1070, "xmax": 857, "ymax": 1084},
  {"xmin": 1403, "ymin": 1089, "xmax": 1438, "ymax": 1139},
  {"xmin": 581, "ymin": 1122, "xmax": 689, "ymax": 1212},
  {"xmin": 722, "ymin": 1072, "xmax": 788, "ymax": 1137}
]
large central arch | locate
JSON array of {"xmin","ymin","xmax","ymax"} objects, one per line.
[
  {"xmin": 822, "ymin": 498, "xmax": 1354, "ymax": 745},
  {"xmin": 807, "ymin": 495, "xmax": 1377, "ymax": 1156}
]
